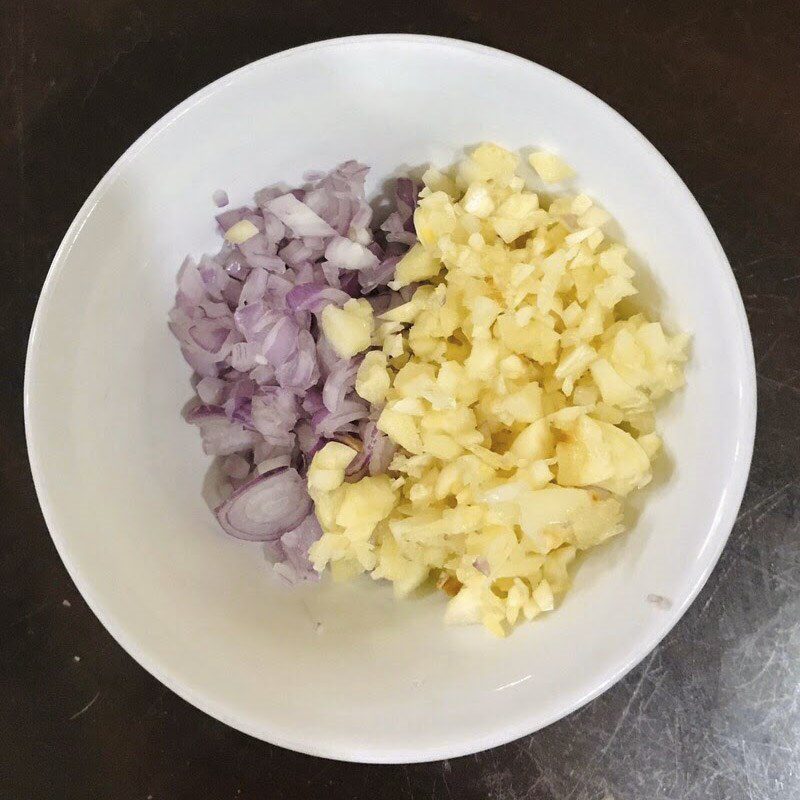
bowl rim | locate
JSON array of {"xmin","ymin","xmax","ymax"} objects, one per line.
[{"xmin": 24, "ymin": 33, "xmax": 757, "ymax": 763}]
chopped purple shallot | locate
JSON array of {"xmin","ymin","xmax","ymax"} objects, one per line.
[{"xmin": 170, "ymin": 162, "xmax": 416, "ymax": 581}]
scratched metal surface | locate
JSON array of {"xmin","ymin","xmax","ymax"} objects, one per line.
[{"xmin": 2, "ymin": 1, "xmax": 799, "ymax": 798}]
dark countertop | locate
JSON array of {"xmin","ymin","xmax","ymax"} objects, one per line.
[{"xmin": 2, "ymin": 2, "xmax": 799, "ymax": 798}]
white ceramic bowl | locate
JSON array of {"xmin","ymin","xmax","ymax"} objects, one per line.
[{"xmin": 25, "ymin": 35, "xmax": 756, "ymax": 763}]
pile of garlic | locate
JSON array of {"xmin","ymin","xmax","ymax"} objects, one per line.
[{"xmin": 308, "ymin": 144, "xmax": 688, "ymax": 636}]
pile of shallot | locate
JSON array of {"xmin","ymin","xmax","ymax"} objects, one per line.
[{"xmin": 169, "ymin": 162, "xmax": 418, "ymax": 582}]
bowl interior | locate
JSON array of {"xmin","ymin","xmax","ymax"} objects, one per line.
[{"xmin": 25, "ymin": 36, "xmax": 754, "ymax": 762}]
